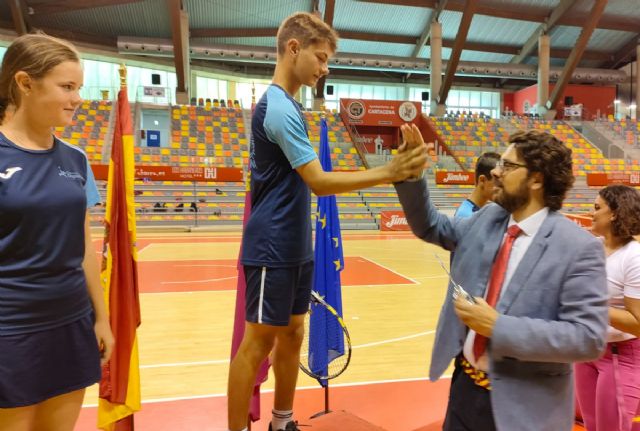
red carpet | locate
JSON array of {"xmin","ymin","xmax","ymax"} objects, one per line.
[{"xmin": 308, "ymin": 410, "xmax": 388, "ymax": 430}]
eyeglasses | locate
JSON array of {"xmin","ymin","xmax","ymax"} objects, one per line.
[{"xmin": 496, "ymin": 159, "xmax": 527, "ymax": 172}]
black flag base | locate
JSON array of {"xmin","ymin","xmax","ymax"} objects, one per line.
[{"xmin": 310, "ymin": 384, "xmax": 332, "ymax": 419}]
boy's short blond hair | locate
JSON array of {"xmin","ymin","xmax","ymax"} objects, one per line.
[{"xmin": 277, "ymin": 12, "xmax": 338, "ymax": 56}]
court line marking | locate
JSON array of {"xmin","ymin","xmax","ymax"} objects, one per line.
[
  {"xmin": 411, "ymin": 275, "xmax": 449, "ymax": 280},
  {"xmin": 352, "ymin": 330, "xmax": 435, "ymax": 349},
  {"xmin": 136, "ymin": 243, "xmax": 153, "ymax": 254},
  {"xmin": 356, "ymin": 256, "xmax": 419, "ymax": 284},
  {"xmin": 141, "ymin": 359, "xmax": 230, "ymax": 369},
  {"xmin": 160, "ymin": 275, "xmax": 238, "ymax": 285},
  {"xmin": 82, "ymin": 375, "xmax": 452, "ymax": 407},
  {"xmin": 368, "ymin": 256, "xmax": 449, "ymax": 262},
  {"xmin": 136, "ymin": 330, "xmax": 435, "ymax": 369}
]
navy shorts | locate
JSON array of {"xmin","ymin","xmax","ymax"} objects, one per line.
[
  {"xmin": 244, "ymin": 261, "xmax": 314, "ymax": 326},
  {"xmin": 0, "ymin": 312, "xmax": 102, "ymax": 408}
]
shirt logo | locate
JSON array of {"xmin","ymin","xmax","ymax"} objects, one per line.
[
  {"xmin": 0, "ymin": 167, "xmax": 22, "ymax": 180},
  {"xmin": 58, "ymin": 166, "xmax": 84, "ymax": 181}
]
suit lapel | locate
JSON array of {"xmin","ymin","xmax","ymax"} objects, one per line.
[{"xmin": 497, "ymin": 212, "xmax": 558, "ymax": 314}]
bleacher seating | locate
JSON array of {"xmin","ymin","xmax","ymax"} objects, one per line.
[
  {"xmin": 510, "ymin": 118, "xmax": 640, "ymax": 177},
  {"xmin": 429, "ymin": 116, "xmax": 510, "ymax": 170},
  {"xmin": 167, "ymin": 104, "xmax": 248, "ymax": 168},
  {"xmin": 55, "ymin": 100, "xmax": 112, "ymax": 162},
  {"xmin": 602, "ymin": 116, "xmax": 640, "ymax": 148},
  {"xmin": 303, "ymin": 111, "xmax": 364, "ymax": 170},
  {"xmin": 71, "ymin": 99, "xmax": 635, "ymax": 230}
]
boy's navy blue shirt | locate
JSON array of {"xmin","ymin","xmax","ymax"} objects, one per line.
[
  {"xmin": 241, "ymin": 84, "xmax": 318, "ymax": 267},
  {"xmin": 0, "ymin": 133, "xmax": 100, "ymax": 335}
]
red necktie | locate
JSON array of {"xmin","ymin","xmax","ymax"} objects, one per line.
[{"xmin": 473, "ymin": 224, "xmax": 523, "ymax": 361}]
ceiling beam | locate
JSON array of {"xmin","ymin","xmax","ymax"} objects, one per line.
[
  {"xmin": 31, "ymin": 25, "xmax": 117, "ymax": 46},
  {"xmin": 547, "ymin": 0, "xmax": 608, "ymax": 112},
  {"xmin": 411, "ymin": 0, "xmax": 448, "ymax": 58},
  {"xmin": 27, "ymin": 0, "xmax": 145, "ymax": 15},
  {"xmin": 509, "ymin": 0, "xmax": 576, "ymax": 65},
  {"xmin": 190, "ymin": 28, "xmax": 277, "ymax": 38},
  {"xmin": 360, "ymin": 0, "xmax": 638, "ymax": 32},
  {"xmin": 602, "ymin": 34, "xmax": 639, "ymax": 69},
  {"xmin": 8, "ymin": 0, "xmax": 31, "ymax": 35},
  {"xmin": 187, "ymin": 27, "xmax": 610, "ymax": 61},
  {"xmin": 167, "ymin": 0, "xmax": 189, "ymax": 95},
  {"xmin": 324, "ymin": 0, "xmax": 336, "ymax": 27},
  {"xmin": 338, "ymin": 30, "xmax": 416, "ymax": 45},
  {"xmin": 438, "ymin": 0, "xmax": 478, "ymax": 105},
  {"xmin": 315, "ymin": 0, "xmax": 336, "ymax": 101},
  {"xmin": 558, "ymin": 15, "xmax": 637, "ymax": 33}
]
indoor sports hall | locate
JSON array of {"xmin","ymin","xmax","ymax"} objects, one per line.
[{"xmin": 0, "ymin": 0, "xmax": 638, "ymax": 430}]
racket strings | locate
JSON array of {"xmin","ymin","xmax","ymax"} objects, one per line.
[{"xmin": 300, "ymin": 301, "xmax": 350, "ymax": 380}]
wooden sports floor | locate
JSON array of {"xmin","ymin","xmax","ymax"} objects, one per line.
[{"xmin": 74, "ymin": 230, "xmax": 585, "ymax": 431}]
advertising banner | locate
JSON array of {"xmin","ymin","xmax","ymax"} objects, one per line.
[
  {"xmin": 435, "ymin": 171, "xmax": 475, "ymax": 185},
  {"xmin": 92, "ymin": 165, "xmax": 243, "ymax": 182},
  {"xmin": 586, "ymin": 172, "xmax": 640, "ymax": 187},
  {"xmin": 341, "ymin": 99, "xmax": 421, "ymax": 127},
  {"xmin": 380, "ymin": 211, "xmax": 410, "ymax": 231}
]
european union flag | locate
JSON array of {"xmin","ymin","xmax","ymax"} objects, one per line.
[{"xmin": 308, "ymin": 116, "xmax": 345, "ymax": 386}]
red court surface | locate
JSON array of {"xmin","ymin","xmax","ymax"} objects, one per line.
[
  {"xmin": 76, "ymin": 379, "xmax": 450, "ymax": 431},
  {"xmin": 137, "ymin": 256, "xmax": 415, "ymax": 293},
  {"xmin": 75, "ymin": 378, "xmax": 586, "ymax": 431}
]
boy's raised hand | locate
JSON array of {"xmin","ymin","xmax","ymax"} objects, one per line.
[
  {"xmin": 387, "ymin": 124, "xmax": 436, "ymax": 182},
  {"xmin": 386, "ymin": 125, "xmax": 425, "ymax": 182}
]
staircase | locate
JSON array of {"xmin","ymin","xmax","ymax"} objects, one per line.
[{"xmin": 588, "ymin": 121, "xmax": 640, "ymax": 162}]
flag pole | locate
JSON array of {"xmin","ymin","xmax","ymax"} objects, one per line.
[
  {"xmin": 98, "ymin": 61, "xmax": 141, "ymax": 431},
  {"xmin": 120, "ymin": 63, "xmax": 135, "ymax": 431},
  {"xmin": 310, "ymin": 104, "xmax": 332, "ymax": 419}
]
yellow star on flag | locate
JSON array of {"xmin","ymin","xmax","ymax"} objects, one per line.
[
  {"xmin": 318, "ymin": 213, "xmax": 326, "ymax": 229},
  {"xmin": 334, "ymin": 259, "xmax": 341, "ymax": 271},
  {"xmin": 332, "ymin": 237, "xmax": 339, "ymax": 248}
]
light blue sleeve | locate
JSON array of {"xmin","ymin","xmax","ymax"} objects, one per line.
[
  {"xmin": 454, "ymin": 200, "xmax": 474, "ymax": 219},
  {"xmin": 263, "ymin": 93, "xmax": 317, "ymax": 169},
  {"xmin": 85, "ymin": 158, "xmax": 101, "ymax": 208}
]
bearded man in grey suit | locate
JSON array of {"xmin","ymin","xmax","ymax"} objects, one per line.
[{"xmin": 396, "ymin": 126, "xmax": 608, "ymax": 431}]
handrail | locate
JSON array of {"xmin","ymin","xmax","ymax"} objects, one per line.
[{"xmin": 338, "ymin": 103, "xmax": 370, "ymax": 169}]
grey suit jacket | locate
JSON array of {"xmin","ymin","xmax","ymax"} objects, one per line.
[{"xmin": 395, "ymin": 179, "xmax": 608, "ymax": 431}]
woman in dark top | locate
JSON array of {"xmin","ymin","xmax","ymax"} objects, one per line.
[{"xmin": 0, "ymin": 34, "xmax": 114, "ymax": 431}]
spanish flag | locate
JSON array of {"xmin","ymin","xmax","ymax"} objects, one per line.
[{"xmin": 97, "ymin": 85, "xmax": 141, "ymax": 431}]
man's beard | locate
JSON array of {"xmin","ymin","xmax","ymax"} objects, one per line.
[{"xmin": 493, "ymin": 180, "xmax": 530, "ymax": 213}]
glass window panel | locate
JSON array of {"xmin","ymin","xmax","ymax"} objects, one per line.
[
  {"xmin": 337, "ymin": 84, "xmax": 349, "ymax": 100},
  {"xmin": 459, "ymin": 91, "xmax": 470, "ymax": 107},
  {"xmin": 448, "ymin": 90, "xmax": 459, "ymax": 106},
  {"xmin": 218, "ymin": 80, "xmax": 228, "ymax": 101},
  {"xmin": 469, "ymin": 91, "xmax": 480, "ymax": 107},
  {"xmin": 326, "ymin": 101, "xmax": 337, "ymax": 111},
  {"xmin": 385, "ymin": 87, "xmax": 396, "ymax": 100},
  {"xmin": 236, "ymin": 82, "xmax": 252, "ymax": 109},
  {"xmin": 481, "ymin": 92, "xmax": 493, "ymax": 107}
]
